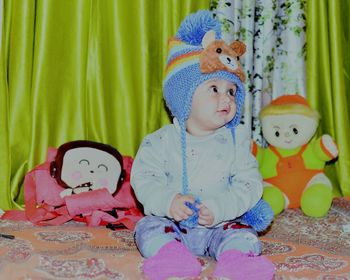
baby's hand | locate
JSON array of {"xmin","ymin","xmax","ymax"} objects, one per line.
[
  {"xmin": 169, "ymin": 194, "xmax": 195, "ymax": 222},
  {"xmin": 198, "ymin": 204, "xmax": 214, "ymax": 226}
]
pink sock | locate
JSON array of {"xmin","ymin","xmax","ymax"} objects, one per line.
[
  {"xmin": 142, "ymin": 240, "xmax": 202, "ymax": 280},
  {"xmin": 213, "ymin": 249, "xmax": 275, "ymax": 280}
]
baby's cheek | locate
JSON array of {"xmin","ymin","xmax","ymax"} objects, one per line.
[{"xmin": 71, "ymin": 170, "xmax": 82, "ymax": 180}]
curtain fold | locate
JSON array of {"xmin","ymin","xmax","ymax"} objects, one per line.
[
  {"xmin": 0, "ymin": 0, "xmax": 2, "ymax": 48},
  {"xmin": 0, "ymin": 0, "xmax": 209, "ymax": 209},
  {"xmin": 0, "ymin": 0, "xmax": 11, "ymax": 209},
  {"xmin": 306, "ymin": 0, "xmax": 350, "ymax": 196}
]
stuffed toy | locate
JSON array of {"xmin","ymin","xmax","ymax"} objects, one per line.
[
  {"xmin": 252, "ymin": 95, "xmax": 338, "ymax": 217},
  {"xmin": 200, "ymin": 29, "xmax": 246, "ymax": 82},
  {"xmin": 50, "ymin": 141, "xmax": 125, "ymax": 198},
  {"xmin": 2, "ymin": 140, "xmax": 143, "ymax": 229}
]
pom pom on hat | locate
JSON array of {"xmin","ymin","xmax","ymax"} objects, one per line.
[
  {"xmin": 240, "ymin": 199, "xmax": 274, "ymax": 232},
  {"xmin": 176, "ymin": 10, "xmax": 222, "ymax": 46}
]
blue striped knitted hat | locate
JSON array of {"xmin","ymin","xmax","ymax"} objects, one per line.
[{"xmin": 163, "ymin": 10, "xmax": 246, "ymax": 210}]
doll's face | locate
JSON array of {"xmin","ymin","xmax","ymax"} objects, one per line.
[
  {"xmin": 261, "ymin": 114, "xmax": 318, "ymax": 149},
  {"xmin": 60, "ymin": 147, "xmax": 121, "ymax": 194}
]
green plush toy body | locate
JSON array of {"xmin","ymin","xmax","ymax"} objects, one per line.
[{"xmin": 253, "ymin": 95, "xmax": 338, "ymax": 217}]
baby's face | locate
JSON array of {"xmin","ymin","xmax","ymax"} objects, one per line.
[
  {"xmin": 261, "ymin": 114, "xmax": 318, "ymax": 149},
  {"xmin": 186, "ymin": 79, "xmax": 237, "ymax": 136}
]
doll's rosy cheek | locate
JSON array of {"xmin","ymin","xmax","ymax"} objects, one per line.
[
  {"xmin": 98, "ymin": 178, "xmax": 109, "ymax": 187},
  {"xmin": 71, "ymin": 170, "xmax": 83, "ymax": 180}
]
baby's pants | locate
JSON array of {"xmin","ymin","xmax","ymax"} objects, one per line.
[{"xmin": 134, "ymin": 216, "xmax": 261, "ymax": 259}]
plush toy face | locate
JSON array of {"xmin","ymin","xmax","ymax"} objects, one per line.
[
  {"xmin": 261, "ymin": 114, "xmax": 318, "ymax": 149},
  {"xmin": 51, "ymin": 140, "xmax": 125, "ymax": 197},
  {"xmin": 61, "ymin": 147, "xmax": 121, "ymax": 194},
  {"xmin": 200, "ymin": 30, "xmax": 246, "ymax": 82}
]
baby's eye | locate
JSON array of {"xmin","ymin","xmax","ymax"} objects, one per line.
[
  {"xmin": 228, "ymin": 88, "xmax": 236, "ymax": 97},
  {"xmin": 275, "ymin": 131, "xmax": 280, "ymax": 137},
  {"xmin": 293, "ymin": 128, "xmax": 298, "ymax": 135},
  {"xmin": 210, "ymin": 86, "xmax": 218, "ymax": 93}
]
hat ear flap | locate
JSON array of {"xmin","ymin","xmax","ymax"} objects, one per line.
[
  {"xmin": 230, "ymin": 41, "xmax": 246, "ymax": 56},
  {"xmin": 202, "ymin": 30, "xmax": 216, "ymax": 49}
]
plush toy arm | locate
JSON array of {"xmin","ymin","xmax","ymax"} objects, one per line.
[
  {"xmin": 312, "ymin": 135, "xmax": 338, "ymax": 161},
  {"xmin": 251, "ymin": 141, "xmax": 258, "ymax": 156},
  {"xmin": 321, "ymin": 135, "xmax": 338, "ymax": 158},
  {"xmin": 251, "ymin": 141, "xmax": 264, "ymax": 164}
]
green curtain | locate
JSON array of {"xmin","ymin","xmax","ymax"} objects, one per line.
[
  {"xmin": 0, "ymin": 0, "xmax": 209, "ymax": 210},
  {"xmin": 306, "ymin": 0, "xmax": 350, "ymax": 196}
]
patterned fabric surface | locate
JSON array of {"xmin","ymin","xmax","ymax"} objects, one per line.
[{"xmin": 1, "ymin": 198, "xmax": 350, "ymax": 280}]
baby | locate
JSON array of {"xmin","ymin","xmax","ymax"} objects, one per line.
[{"xmin": 131, "ymin": 10, "xmax": 275, "ymax": 280}]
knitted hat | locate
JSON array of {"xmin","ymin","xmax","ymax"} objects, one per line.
[
  {"xmin": 163, "ymin": 10, "xmax": 246, "ymax": 127},
  {"xmin": 260, "ymin": 94, "xmax": 319, "ymax": 120},
  {"xmin": 162, "ymin": 10, "xmax": 247, "ymax": 223}
]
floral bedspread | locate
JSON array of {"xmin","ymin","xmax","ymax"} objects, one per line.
[{"xmin": 1, "ymin": 198, "xmax": 350, "ymax": 279}]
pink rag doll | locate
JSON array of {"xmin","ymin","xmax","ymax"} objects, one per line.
[{"xmin": 2, "ymin": 140, "xmax": 143, "ymax": 229}]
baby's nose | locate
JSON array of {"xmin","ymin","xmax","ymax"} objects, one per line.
[{"xmin": 220, "ymin": 92, "xmax": 230, "ymax": 101}]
